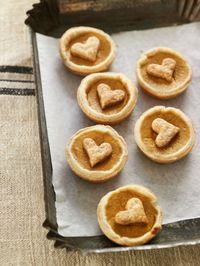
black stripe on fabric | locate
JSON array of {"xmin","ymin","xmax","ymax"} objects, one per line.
[
  {"xmin": 0, "ymin": 88, "xmax": 35, "ymax": 96},
  {"xmin": 0, "ymin": 79, "xmax": 34, "ymax": 83},
  {"xmin": 0, "ymin": 66, "xmax": 33, "ymax": 74}
]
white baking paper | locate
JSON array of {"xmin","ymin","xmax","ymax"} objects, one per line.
[{"xmin": 36, "ymin": 22, "xmax": 200, "ymax": 237}]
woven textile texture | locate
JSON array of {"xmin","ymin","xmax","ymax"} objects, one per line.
[{"xmin": 0, "ymin": 0, "xmax": 200, "ymax": 265}]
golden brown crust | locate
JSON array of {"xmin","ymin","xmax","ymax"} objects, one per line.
[
  {"xmin": 97, "ymin": 185, "xmax": 163, "ymax": 246},
  {"xmin": 66, "ymin": 125, "xmax": 128, "ymax": 182},
  {"xmin": 59, "ymin": 26, "xmax": 116, "ymax": 75},
  {"xmin": 136, "ymin": 47, "xmax": 192, "ymax": 99},
  {"xmin": 115, "ymin": 197, "xmax": 148, "ymax": 225},
  {"xmin": 77, "ymin": 72, "xmax": 138, "ymax": 124},
  {"xmin": 152, "ymin": 118, "xmax": 180, "ymax": 148},
  {"xmin": 134, "ymin": 106, "xmax": 195, "ymax": 163}
]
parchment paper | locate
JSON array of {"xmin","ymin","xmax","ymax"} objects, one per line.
[{"xmin": 36, "ymin": 22, "xmax": 200, "ymax": 237}]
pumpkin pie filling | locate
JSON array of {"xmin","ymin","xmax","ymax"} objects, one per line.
[
  {"xmin": 77, "ymin": 73, "xmax": 138, "ymax": 124},
  {"xmin": 140, "ymin": 110, "xmax": 190, "ymax": 156},
  {"xmin": 69, "ymin": 33, "xmax": 111, "ymax": 66},
  {"xmin": 97, "ymin": 185, "xmax": 162, "ymax": 246},
  {"xmin": 140, "ymin": 51, "xmax": 190, "ymax": 92},
  {"xmin": 60, "ymin": 27, "xmax": 116, "ymax": 75},
  {"xmin": 134, "ymin": 106, "xmax": 195, "ymax": 163},
  {"xmin": 87, "ymin": 78, "xmax": 130, "ymax": 115},
  {"xmin": 137, "ymin": 47, "xmax": 192, "ymax": 99},
  {"xmin": 71, "ymin": 130, "xmax": 123, "ymax": 171},
  {"xmin": 106, "ymin": 190, "xmax": 157, "ymax": 238},
  {"xmin": 67, "ymin": 125, "xmax": 128, "ymax": 182}
]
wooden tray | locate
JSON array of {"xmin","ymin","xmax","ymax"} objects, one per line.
[{"xmin": 25, "ymin": 0, "xmax": 200, "ymax": 253}]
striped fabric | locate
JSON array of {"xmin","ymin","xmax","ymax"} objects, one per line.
[{"xmin": 0, "ymin": 66, "xmax": 35, "ymax": 95}]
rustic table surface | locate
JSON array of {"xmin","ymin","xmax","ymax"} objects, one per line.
[{"xmin": 1, "ymin": 0, "xmax": 200, "ymax": 265}]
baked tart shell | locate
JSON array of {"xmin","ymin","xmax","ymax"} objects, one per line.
[
  {"xmin": 60, "ymin": 26, "xmax": 116, "ymax": 75},
  {"xmin": 134, "ymin": 106, "xmax": 195, "ymax": 163},
  {"xmin": 66, "ymin": 125, "xmax": 128, "ymax": 182},
  {"xmin": 136, "ymin": 47, "xmax": 192, "ymax": 99},
  {"xmin": 77, "ymin": 72, "xmax": 138, "ymax": 124},
  {"xmin": 97, "ymin": 185, "xmax": 163, "ymax": 246}
]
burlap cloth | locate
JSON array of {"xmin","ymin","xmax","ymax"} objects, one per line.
[{"xmin": 1, "ymin": 0, "xmax": 200, "ymax": 265}]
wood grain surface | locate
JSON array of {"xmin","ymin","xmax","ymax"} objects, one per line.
[{"xmin": 0, "ymin": 0, "xmax": 200, "ymax": 265}]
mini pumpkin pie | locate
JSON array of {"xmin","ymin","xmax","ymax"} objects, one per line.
[
  {"xmin": 136, "ymin": 47, "xmax": 192, "ymax": 99},
  {"xmin": 66, "ymin": 125, "xmax": 128, "ymax": 182},
  {"xmin": 134, "ymin": 106, "xmax": 195, "ymax": 163},
  {"xmin": 60, "ymin": 26, "xmax": 116, "ymax": 75},
  {"xmin": 97, "ymin": 185, "xmax": 163, "ymax": 246},
  {"xmin": 77, "ymin": 73, "xmax": 138, "ymax": 124}
]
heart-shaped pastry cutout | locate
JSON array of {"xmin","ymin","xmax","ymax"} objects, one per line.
[
  {"xmin": 97, "ymin": 83, "xmax": 125, "ymax": 109},
  {"xmin": 115, "ymin": 197, "xmax": 148, "ymax": 225},
  {"xmin": 83, "ymin": 138, "xmax": 112, "ymax": 167},
  {"xmin": 152, "ymin": 118, "xmax": 180, "ymax": 148},
  {"xmin": 70, "ymin": 36, "xmax": 100, "ymax": 62},
  {"xmin": 147, "ymin": 58, "xmax": 176, "ymax": 82}
]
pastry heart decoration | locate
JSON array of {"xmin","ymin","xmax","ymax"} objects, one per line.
[
  {"xmin": 152, "ymin": 118, "xmax": 180, "ymax": 148},
  {"xmin": 70, "ymin": 36, "xmax": 100, "ymax": 62},
  {"xmin": 147, "ymin": 58, "xmax": 176, "ymax": 82},
  {"xmin": 83, "ymin": 138, "xmax": 112, "ymax": 167},
  {"xmin": 115, "ymin": 197, "xmax": 148, "ymax": 225},
  {"xmin": 97, "ymin": 83, "xmax": 125, "ymax": 109}
]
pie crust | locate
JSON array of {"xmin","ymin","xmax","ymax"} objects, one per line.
[
  {"xmin": 77, "ymin": 73, "xmax": 138, "ymax": 124},
  {"xmin": 60, "ymin": 26, "xmax": 116, "ymax": 75},
  {"xmin": 136, "ymin": 47, "xmax": 192, "ymax": 99},
  {"xmin": 97, "ymin": 185, "xmax": 163, "ymax": 246},
  {"xmin": 134, "ymin": 106, "xmax": 195, "ymax": 163},
  {"xmin": 66, "ymin": 125, "xmax": 128, "ymax": 182}
]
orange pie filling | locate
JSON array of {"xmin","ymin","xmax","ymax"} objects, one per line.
[
  {"xmin": 71, "ymin": 130, "xmax": 123, "ymax": 171},
  {"xmin": 106, "ymin": 190, "xmax": 158, "ymax": 238},
  {"xmin": 68, "ymin": 32, "xmax": 111, "ymax": 66},
  {"xmin": 86, "ymin": 78, "xmax": 130, "ymax": 115},
  {"xmin": 140, "ymin": 110, "xmax": 190, "ymax": 155},
  {"xmin": 140, "ymin": 51, "xmax": 190, "ymax": 92}
]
